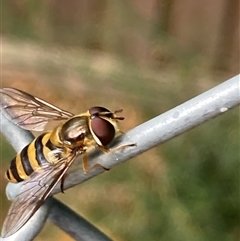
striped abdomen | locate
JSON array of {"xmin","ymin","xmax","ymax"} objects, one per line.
[{"xmin": 6, "ymin": 132, "xmax": 58, "ymax": 182}]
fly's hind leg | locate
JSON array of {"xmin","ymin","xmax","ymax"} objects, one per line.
[{"xmin": 60, "ymin": 175, "xmax": 65, "ymax": 193}]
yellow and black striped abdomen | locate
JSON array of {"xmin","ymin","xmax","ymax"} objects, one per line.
[{"xmin": 6, "ymin": 132, "xmax": 57, "ymax": 182}]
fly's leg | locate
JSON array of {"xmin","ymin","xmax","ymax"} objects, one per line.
[
  {"xmin": 60, "ymin": 175, "xmax": 65, "ymax": 193},
  {"xmin": 82, "ymin": 153, "xmax": 109, "ymax": 173},
  {"xmin": 84, "ymin": 143, "xmax": 136, "ymax": 173},
  {"xmin": 82, "ymin": 153, "xmax": 88, "ymax": 173},
  {"xmin": 98, "ymin": 143, "xmax": 136, "ymax": 153},
  {"xmin": 110, "ymin": 143, "xmax": 137, "ymax": 152}
]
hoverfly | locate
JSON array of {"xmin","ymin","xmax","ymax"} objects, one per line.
[{"xmin": 0, "ymin": 87, "xmax": 134, "ymax": 237}]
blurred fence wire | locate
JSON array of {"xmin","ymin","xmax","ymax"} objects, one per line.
[{"xmin": 1, "ymin": 74, "xmax": 239, "ymax": 241}]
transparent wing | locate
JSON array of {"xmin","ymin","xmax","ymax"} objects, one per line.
[
  {"xmin": 1, "ymin": 153, "xmax": 78, "ymax": 238},
  {"xmin": 0, "ymin": 88, "xmax": 74, "ymax": 131}
]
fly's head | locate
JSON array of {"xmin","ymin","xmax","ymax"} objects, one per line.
[
  {"xmin": 87, "ymin": 106, "xmax": 124, "ymax": 147},
  {"xmin": 56, "ymin": 106, "xmax": 124, "ymax": 150}
]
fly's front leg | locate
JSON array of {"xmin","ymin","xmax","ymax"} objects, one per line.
[
  {"xmin": 109, "ymin": 143, "xmax": 137, "ymax": 152},
  {"xmin": 99, "ymin": 143, "xmax": 137, "ymax": 154},
  {"xmin": 83, "ymin": 143, "xmax": 136, "ymax": 173},
  {"xmin": 92, "ymin": 143, "xmax": 136, "ymax": 171},
  {"xmin": 82, "ymin": 152, "xmax": 109, "ymax": 173}
]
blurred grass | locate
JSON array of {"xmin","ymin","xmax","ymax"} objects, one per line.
[{"xmin": 1, "ymin": 1, "xmax": 239, "ymax": 240}]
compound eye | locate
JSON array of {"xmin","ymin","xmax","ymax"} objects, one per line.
[{"xmin": 91, "ymin": 116, "xmax": 115, "ymax": 146}]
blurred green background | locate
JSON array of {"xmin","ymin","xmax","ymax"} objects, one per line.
[{"xmin": 0, "ymin": 1, "xmax": 239, "ymax": 241}]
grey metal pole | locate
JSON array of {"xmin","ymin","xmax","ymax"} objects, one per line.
[
  {"xmin": 53, "ymin": 74, "xmax": 240, "ymax": 192},
  {"xmin": 1, "ymin": 74, "xmax": 239, "ymax": 241}
]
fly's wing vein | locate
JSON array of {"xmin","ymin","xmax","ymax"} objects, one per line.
[
  {"xmin": 1, "ymin": 153, "xmax": 78, "ymax": 238},
  {"xmin": 0, "ymin": 88, "xmax": 74, "ymax": 131}
]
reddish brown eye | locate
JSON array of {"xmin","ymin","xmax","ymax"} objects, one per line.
[
  {"xmin": 89, "ymin": 106, "xmax": 115, "ymax": 146},
  {"xmin": 91, "ymin": 117, "xmax": 115, "ymax": 146}
]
